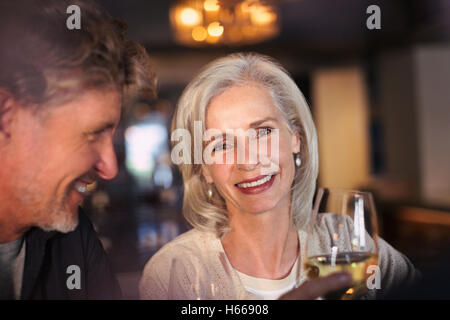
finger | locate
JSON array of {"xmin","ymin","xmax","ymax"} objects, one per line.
[
  {"xmin": 280, "ymin": 272, "xmax": 352, "ymax": 300},
  {"xmin": 299, "ymin": 272, "xmax": 352, "ymax": 299}
]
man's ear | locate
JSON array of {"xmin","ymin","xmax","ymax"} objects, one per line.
[
  {"xmin": 201, "ymin": 165, "xmax": 214, "ymax": 184},
  {"xmin": 0, "ymin": 89, "xmax": 17, "ymax": 139}
]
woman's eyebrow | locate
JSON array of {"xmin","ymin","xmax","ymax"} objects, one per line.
[
  {"xmin": 249, "ymin": 117, "xmax": 277, "ymax": 128},
  {"xmin": 205, "ymin": 117, "xmax": 277, "ymax": 141},
  {"xmin": 204, "ymin": 117, "xmax": 278, "ymax": 145},
  {"xmin": 205, "ymin": 133, "xmax": 227, "ymax": 143}
]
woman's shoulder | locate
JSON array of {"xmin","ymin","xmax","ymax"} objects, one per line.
[
  {"xmin": 139, "ymin": 228, "xmax": 221, "ymax": 299},
  {"xmin": 161, "ymin": 227, "xmax": 216, "ymax": 251},
  {"xmin": 142, "ymin": 228, "xmax": 216, "ymax": 271}
]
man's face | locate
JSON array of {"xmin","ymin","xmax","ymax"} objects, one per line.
[{"xmin": 4, "ymin": 89, "xmax": 121, "ymax": 233}]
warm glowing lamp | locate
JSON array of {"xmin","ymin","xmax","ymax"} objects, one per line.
[
  {"xmin": 192, "ymin": 26, "xmax": 208, "ymax": 41},
  {"xmin": 204, "ymin": 0, "xmax": 220, "ymax": 12},
  {"xmin": 207, "ymin": 22, "xmax": 224, "ymax": 37},
  {"xmin": 170, "ymin": 0, "xmax": 279, "ymax": 46},
  {"xmin": 179, "ymin": 7, "xmax": 201, "ymax": 26}
]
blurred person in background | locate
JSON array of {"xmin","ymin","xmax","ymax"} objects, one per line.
[
  {"xmin": 0, "ymin": 0, "xmax": 155, "ymax": 299},
  {"xmin": 139, "ymin": 53, "xmax": 419, "ymax": 300}
]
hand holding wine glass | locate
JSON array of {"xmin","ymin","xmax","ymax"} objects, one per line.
[
  {"xmin": 304, "ymin": 188, "xmax": 379, "ymax": 299},
  {"xmin": 279, "ymin": 272, "xmax": 353, "ymax": 300}
]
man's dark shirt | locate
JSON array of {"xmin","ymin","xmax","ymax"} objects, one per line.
[{"xmin": 21, "ymin": 209, "xmax": 122, "ymax": 299}]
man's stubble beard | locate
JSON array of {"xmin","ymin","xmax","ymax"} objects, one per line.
[
  {"xmin": 19, "ymin": 182, "xmax": 79, "ymax": 233},
  {"xmin": 41, "ymin": 196, "xmax": 79, "ymax": 233}
]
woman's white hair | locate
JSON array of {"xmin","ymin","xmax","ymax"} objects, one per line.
[{"xmin": 172, "ymin": 52, "xmax": 319, "ymax": 237}]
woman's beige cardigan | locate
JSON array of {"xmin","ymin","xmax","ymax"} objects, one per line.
[{"xmin": 139, "ymin": 215, "xmax": 420, "ymax": 300}]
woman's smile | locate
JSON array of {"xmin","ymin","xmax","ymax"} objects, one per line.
[{"xmin": 234, "ymin": 173, "xmax": 278, "ymax": 195}]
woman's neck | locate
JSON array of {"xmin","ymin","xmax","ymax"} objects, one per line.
[{"xmin": 221, "ymin": 201, "xmax": 299, "ymax": 280}]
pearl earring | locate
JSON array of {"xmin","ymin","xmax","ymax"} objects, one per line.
[
  {"xmin": 295, "ymin": 154, "xmax": 302, "ymax": 167},
  {"xmin": 207, "ymin": 186, "xmax": 213, "ymax": 199}
]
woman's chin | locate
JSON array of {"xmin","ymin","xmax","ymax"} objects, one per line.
[{"xmin": 238, "ymin": 202, "xmax": 278, "ymax": 215}]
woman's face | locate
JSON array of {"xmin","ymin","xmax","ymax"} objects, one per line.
[{"xmin": 203, "ymin": 84, "xmax": 300, "ymax": 215}]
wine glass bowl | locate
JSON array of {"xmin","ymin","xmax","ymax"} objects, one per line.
[{"xmin": 304, "ymin": 188, "xmax": 379, "ymax": 299}]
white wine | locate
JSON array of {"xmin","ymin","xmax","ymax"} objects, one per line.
[{"xmin": 304, "ymin": 252, "xmax": 378, "ymax": 299}]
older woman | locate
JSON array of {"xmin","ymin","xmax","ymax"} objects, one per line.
[{"xmin": 139, "ymin": 53, "xmax": 419, "ymax": 300}]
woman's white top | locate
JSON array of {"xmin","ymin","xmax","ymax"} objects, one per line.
[{"xmin": 235, "ymin": 256, "xmax": 300, "ymax": 300}]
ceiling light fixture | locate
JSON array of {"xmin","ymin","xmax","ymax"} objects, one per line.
[{"xmin": 170, "ymin": 0, "xmax": 280, "ymax": 46}]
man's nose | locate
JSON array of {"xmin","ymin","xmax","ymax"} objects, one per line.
[{"xmin": 94, "ymin": 140, "xmax": 118, "ymax": 180}]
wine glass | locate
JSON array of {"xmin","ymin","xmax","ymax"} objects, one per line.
[{"xmin": 304, "ymin": 188, "xmax": 379, "ymax": 299}]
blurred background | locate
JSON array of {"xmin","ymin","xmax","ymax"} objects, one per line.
[{"xmin": 83, "ymin": 0, "xmax": 450, "ymax": 299}]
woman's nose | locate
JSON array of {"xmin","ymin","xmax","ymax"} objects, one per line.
[{"xmin": 236, "ymin": 136, "xmax": 260, "ymax": 171}]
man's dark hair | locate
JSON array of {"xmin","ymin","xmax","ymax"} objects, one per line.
[{"xmin": 0, "ymin": 0, "xmax": 156, "ymax": 110}]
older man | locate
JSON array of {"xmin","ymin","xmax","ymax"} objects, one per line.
[{"xmin": 0, "ymin": 0, "xmax": 155, "ymax": 299}]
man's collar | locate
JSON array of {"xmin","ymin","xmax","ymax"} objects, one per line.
[{"xmin": 25, "ymin": 226, "xmax": 58, "ymax": 243}]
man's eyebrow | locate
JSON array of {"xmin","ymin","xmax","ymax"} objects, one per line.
[
  {"xmin": 91, "ymin": 122, "xmax": 116, "ymax": 134},
  {"xmin": 249, "ymin": 117, "xmax": 277, "ymax": 128}
]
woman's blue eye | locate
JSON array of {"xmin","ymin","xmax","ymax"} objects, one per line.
[
  {"xmin": 213, "ymin": 143, "xmax": 229, "ymax": 152},
  {"xmin": 258, "ymin": 127, "xmax": 272, "ymax": 137}
]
